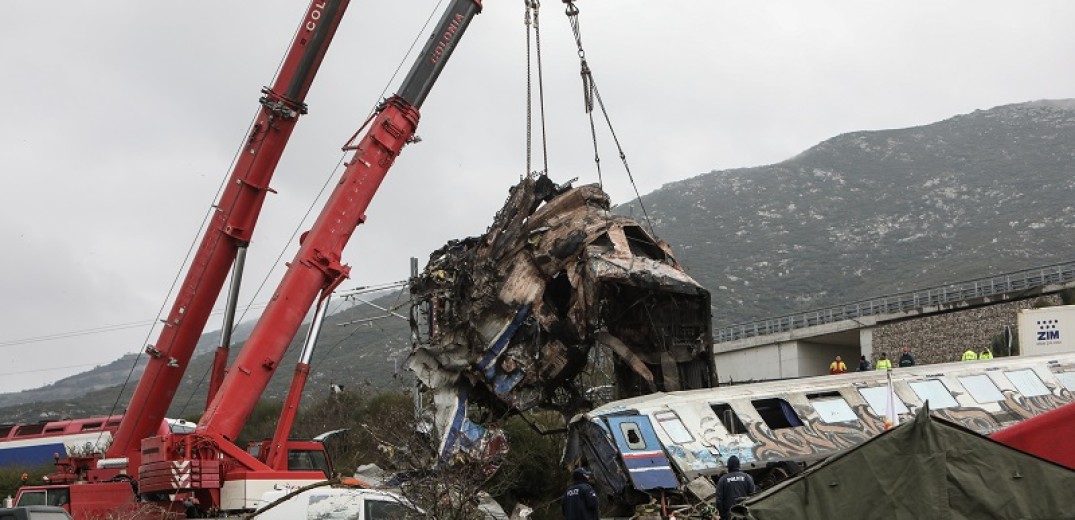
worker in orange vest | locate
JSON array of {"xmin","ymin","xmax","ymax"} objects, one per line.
[{"xmin": 829, "ymin": 355, "xmax": 848, "ymax": 374}]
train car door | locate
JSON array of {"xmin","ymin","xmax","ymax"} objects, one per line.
[{"xmin": 605, "ymin": 415, "xmax": 679, "ymax": 491}]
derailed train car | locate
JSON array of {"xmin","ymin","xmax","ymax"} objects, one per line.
[
  {"xmin": 566, "ymin": 352, "xmax": 1075, "ymax": 511},
  {"xmin": 408, "ymin": 174, "xmax": 714, "ymax": 462}
]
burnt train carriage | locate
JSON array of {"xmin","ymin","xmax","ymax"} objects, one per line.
[{"xmin": 408, "ymin": 174, "xmax": 713, "ymax": 462}]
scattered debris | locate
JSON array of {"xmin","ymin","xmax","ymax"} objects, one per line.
[{"xmin": 408, "ymin": 174, "xmax": 713, "ymax": 462}]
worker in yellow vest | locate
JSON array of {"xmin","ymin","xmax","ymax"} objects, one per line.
[
  {"xmin": 875, "ymin": 353, "xmax": 893, "ymax": 371},
  {"xmin": 962, "ymin": 349, "xmax": 978, "ymax": 361},
  {"xmin": 979, "ymin": 348, "xmax": 994, "ymax": 360}
]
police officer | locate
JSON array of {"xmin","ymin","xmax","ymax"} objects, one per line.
[
  {"xmin": 715, "ymin": 456, "xmax": 755, "ymax": 520},
  {"xmin": 562, "ymin": 467, "xmax": 599, "ymax": 520}
]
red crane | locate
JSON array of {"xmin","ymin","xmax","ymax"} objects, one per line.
[
  {"xmin": 140, "ymin": 2, "xmax": 482, "ymax": 514},
  {"xmin": 197, "ymin": 0, "xmax": 482, "ymax": 440},
  {"xmin": 14, "ymin": 1, "xmax": 350, "ymax": 518},
  {"xmin": 108, "ymin": 0, "xmax": 350, "ymax": 469},
  {"xmin": 21, "ymin": 1, "xmax": 483, "ymax": 517}
]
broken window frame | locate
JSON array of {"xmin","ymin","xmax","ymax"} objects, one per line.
[
  {"xmin": 709, "ymin": 403, "xmax": 746, "ymax": 435},
  {"xmin": 621, "ymin": 225, "xmax": 668, "ymax": 262},
  {"xmin": 751, "ymin": 398, "xmax": 804, "ymax": 430},
  {"xmin": 618, "ymin": 421, "xmax": 649, "ymax": 451}
]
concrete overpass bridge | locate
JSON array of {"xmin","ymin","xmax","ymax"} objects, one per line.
[{"xmin": 712, "ymin": 261, "xmax": 1075, "ymax": 383}]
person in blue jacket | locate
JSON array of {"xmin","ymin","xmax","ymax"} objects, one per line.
[{"xmin": 562, "ymin": 467, "xmax": 599, "ymax": 520}]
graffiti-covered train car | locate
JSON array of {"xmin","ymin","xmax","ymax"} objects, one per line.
[{"xmin": 566, "ymin": 352, "xmax": 1075, "ymax": 511}]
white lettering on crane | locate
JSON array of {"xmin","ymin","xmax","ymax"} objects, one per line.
[{"xmin": 306, "ymin": 1, "xmax": 327, "ymax": 32}]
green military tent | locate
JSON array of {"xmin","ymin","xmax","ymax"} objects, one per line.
[{"xmin": 734, "ymin": 406, "xmax": 1075, "ymax": 520}]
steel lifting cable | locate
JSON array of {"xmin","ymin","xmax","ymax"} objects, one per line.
[
  {"xmin": 525, "ymin": 0, "xmax": 550, "ymax": 177},
  {"xmin": 563, "ymin": 1, "xmax": 656, "ymax": 236},
  {"xmin": 525, "ymin": 2, "xmax": 533, "ymax": 175}
]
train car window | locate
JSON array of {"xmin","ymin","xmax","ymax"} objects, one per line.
[
  {"xmin": 654, "ymin": 411, "xmax": 694, "ymax": 443},
  {"xmin": 44, "ymin": 426, "xmax": 65, "ymax": 434},
  {"xmin": 1004, "ymin": 369, "xmax": 1050, "ymax": 397},
  {"xmin": 710, "ymin": 403, "xmax": 746, "ymax": 434},
  {"xmin": 365, "ymin": 499, "xmax": 422, "ymax": 519},
  {"xmin": 623, "ymin": 226, "xmax": 667, "ymax": 261},
  {"xmin": 618, "ymin": 422, "xmax": 648, "ymax": 450},
  {"xmin": 958, "ymin": 375, "xmax": 1005, "ymax": 403},
  {"xmin": 858, "ymin": 387, "xmax": 909, "ymax": 417},
  {"xmin": 14, "ymin": 423, "xmax": 45, "ymax": 436},
  {"xmin": 0, "ymin": 426, "xmax": 12, "ymax": 438},
  {"xmin": 1053, "ymin": 371, "xmax": 1075, "ymax": 392},
  {"xmin": 751, "ymin": 398, "xmax": 804, "ymax": 430},
  {"xmin": 908, "ymin": 380, "xmax": 959, "ymax": 409},
  {"xmin": 808, "ymin": 396, "xmax": 858, "ymax": 423},
  {"xmin": 81, "ymin": 422, "xmax": 104, "ymax": 431}
]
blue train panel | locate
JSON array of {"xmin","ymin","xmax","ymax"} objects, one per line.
[
  {"xmin": 0, "ymin": 442, "xmax": 67, "ymax": 466},
  {"xmin": 606, "ymin": 415, "xmax": 679, "ymax": 490}
]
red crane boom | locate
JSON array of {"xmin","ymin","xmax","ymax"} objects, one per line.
[
  {"xmin": 108, "ymin": 0, "xmax": 350, "ymax": 468},
  {"xmin": 199, "ymin": 0, "xmax": 482, "ymax": 442},
  {"xmin": 17, "ymin": 2, "xmax": 483, "ymax": 516}
]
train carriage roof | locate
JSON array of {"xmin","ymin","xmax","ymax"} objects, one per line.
[
  {"xmin": 734, "ymin": 406, "xmax": 1075, "ymax": 520},
  {"xmin": 580, "ymin": 351, "xmax": 1075, "ymax": 419}
]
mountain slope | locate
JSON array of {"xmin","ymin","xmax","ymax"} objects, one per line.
[
  {"xmin": 624, "ymin": 100, "xmax": 1075, "ymax": 325},
  {"xmin": 5, "ymin": 99, "xmax": 1075, "ymax": 420},
  {"xmin": 0, "ymin": 291, "xmax": 413, "ymax": 423}
]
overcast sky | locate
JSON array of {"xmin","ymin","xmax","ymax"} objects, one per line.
[{"xmin": 1, "ymin": 1, "xmax": 1074, "ymax": 394}]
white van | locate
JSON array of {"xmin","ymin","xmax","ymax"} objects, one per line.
[{"xmin": 254, "ymin": 487, "xmax": 421, "ymax": 520}]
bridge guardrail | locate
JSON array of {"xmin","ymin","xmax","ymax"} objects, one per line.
[{"xmin": 714, "ymin": 262, "xmax": 1075, "ymax": 343}]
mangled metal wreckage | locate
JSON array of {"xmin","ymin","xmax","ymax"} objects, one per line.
[{"xmin": 407, "ymin": 174, "xmax": 713, "ymax": 463}]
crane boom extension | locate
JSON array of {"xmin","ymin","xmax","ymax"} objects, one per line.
[
  {"xmin": 108, "ymin": 0, "xmax": 350, "ymax": 465},
  {"xmin": 197, "ymin": 0, "xmax": 482, "ymax": 442}
]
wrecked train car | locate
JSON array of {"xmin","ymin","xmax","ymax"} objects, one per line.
[
  {"xmin": 408, "ymin": 174, "xmax": 713, "ymax": 461},
  {"xmin": 566, "ymin": 351, "xmax": 1075, "ymax": 512}
]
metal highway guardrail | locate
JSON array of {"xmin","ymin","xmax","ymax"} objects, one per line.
[{"xmin": 714, "ymin": 261, "xmax": 1075, "ymax": 343}]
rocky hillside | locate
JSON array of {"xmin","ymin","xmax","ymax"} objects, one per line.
[
  {"xmin": 623, "ymin": 100, "xmax": 1075, "ymax": 326},
  {"xmin": 0, "ymin": 291, "xmax": 412, "ymax": 423},
  {"xmin": 4, "ymin": 100, "xmax": 1075, "ymax": 421}
]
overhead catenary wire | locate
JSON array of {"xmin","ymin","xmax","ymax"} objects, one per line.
[{"xmin": 0, "ymin": 300, "xmax": 274, "ymax": 350}]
